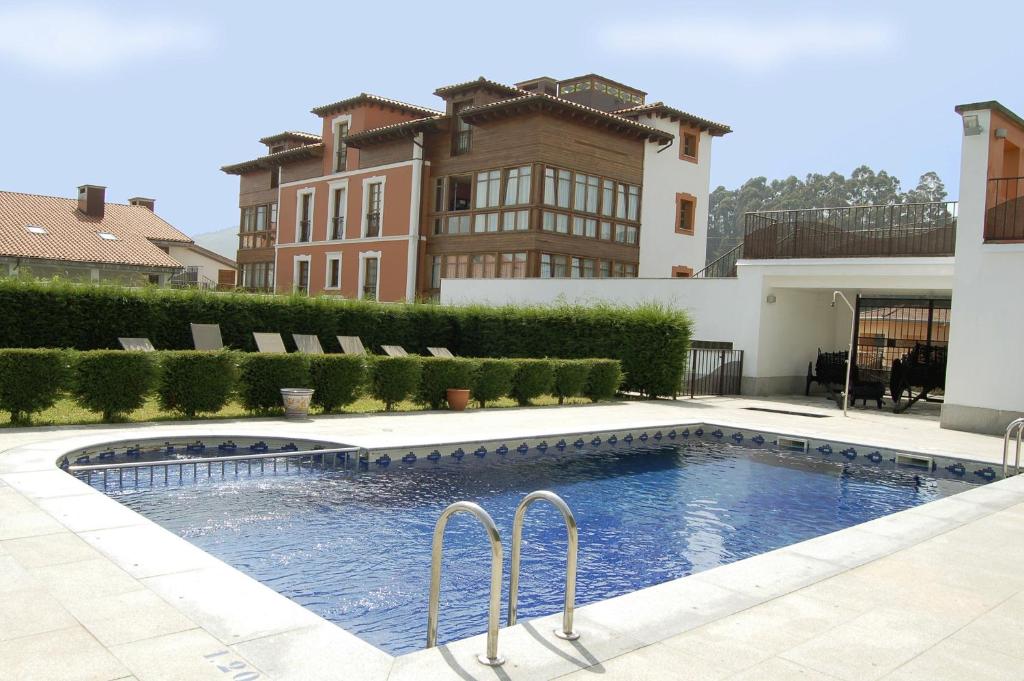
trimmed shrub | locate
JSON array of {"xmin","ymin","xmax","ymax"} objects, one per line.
[
  {"xmin": 157, "ymin": 351, "xmax": 237, "ymax": 418},
  {"xmin": 0, "ymin": 348, "xmax": 68, "ymax": 422},
  {"xmin": 0, "ymin": 280, "xmax": 690, "ymax": 397},
  {"xmin": 237, "ymin": 353, "xmax": 310, "ymax": 412},
  {"xmin": 369, "ymin": 356, "xmax": 422, "ymax": 410},
  {"xmin": 510, "ymin": 359, "xmax": 555, "ymax": 406},
  {"xmin": 472, "ymin": 359, "xmax": 516, "ymax": 408},
  {"xmin": 553, "ymin": 359, "xmax": 591, "ymax": 404},
  {"xmin": 71, "ymin": 350, "xmax": 157, "ymax": 421},
  {"xmin": 308, "ymin": 355, "xmax": 366, "ymax": 412},
  {"xmin": 586, "ymin": 359, "xmax": 624, "ymax": 401},
  {"xmin": 417, "ymin": 357, "xmax": 478, "ymax": 410}
]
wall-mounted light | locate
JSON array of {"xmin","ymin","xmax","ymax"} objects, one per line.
[
  {"xmin": 963, "ymin": 114, "xmax": 983, "ymax": 136},
  {"xmin": 995, "ymin": 128, "xmax": 1008, "ymax": 139},
  {"xmin": 765, "ymin": 293, "xmax": 777, "ymax": 304}
]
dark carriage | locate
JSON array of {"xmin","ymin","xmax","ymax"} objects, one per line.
[
  {"xmin": 890, "ymin": 343, "xmax": 947, "ymax": 413},
  {"xmin": 806, "ymin": 348, "xmax": 885, "ymax": 409}
]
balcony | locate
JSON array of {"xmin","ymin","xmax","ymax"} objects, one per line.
[
  {"xmin": 239, "ymin": 230, "xmax": 276, "ymax": 250},
  {"xmin": 985, "ymin": 176, "xmax": 1024, "ymax": 241},
  {"xmin": 695, "ymin": 201, "xmax": 958, "ymax": 278}
]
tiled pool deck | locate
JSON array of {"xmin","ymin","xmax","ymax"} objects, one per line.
[{"xmin": 1, "ymin": 396, "xmax": 1022, "ymax": 680}]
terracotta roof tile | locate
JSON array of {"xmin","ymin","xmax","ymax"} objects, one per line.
[
  {"xmin": 615, "ymin": 102, "xmax": 732, "ymax": 136},
  {"xmin": 0, "ymin": 191, "xmax": 188, "ymax": 269},
  {"xmin": 258, "ymin": 131, "xmax": 322, "ymax": 145},
  {"xmin": 221, "ymin": 143, "xmax": 324, "ymax": 175},
  {"xmin": 310, "ymin": 93, "xmax": 442, "ymax": 118},
  {"xmin": 433, "ymin": 77, "xmax": 524, "ymax": 98},
  {"xmin": 344, "ymin": 116, "xmax": 446, "ymax": 147}
]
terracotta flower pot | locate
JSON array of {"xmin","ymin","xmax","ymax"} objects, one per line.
[
  {"xmin": 446, "ymin": 388, "xmax": 470, "ymax": 412},
  {"xmin": 280, "ymin": 388, "xmax": 315, "ymax": 418}
]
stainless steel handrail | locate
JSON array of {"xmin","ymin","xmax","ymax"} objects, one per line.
[
  {"xmin": 426, "ymin": 501, "xmax": 505, "ymax": 667},
  {"xmin": 507, "ymin": 490, "xmax": 579, "ymax": 640},
  {"xmin": 1002, "ymin": 417, "xmax": 1024, "ymax": 477},
  {"xmin": 66, "ymin": 446, "xmax": 359, "ymax": 472}
]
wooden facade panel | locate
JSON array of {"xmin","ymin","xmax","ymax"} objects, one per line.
[
  {"xmin": 281, "ymin": 157, "xmax": 324, "ymax": 184},
  {"xmin": 359, "ymin": 138, "xmax": 414, "ymax": 168},
  {"xmin": 425, "ymin": 232, "xmax": 638, "ymax": 262},
  {"xmin": 239, "ymin": 170, "xmax": 274, "ymax": 198}
]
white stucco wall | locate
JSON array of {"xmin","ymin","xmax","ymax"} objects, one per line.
[
  {"xmin": 636, "ymin": 115, "xmax": 712, "ymax": 277},
  {"xmin": 166, "ymin": 244, "xmax": 236, "ymax": 284},
  {"xmin": 942, "ymin": 107, "xmax": 1024, "ymax": 433}
]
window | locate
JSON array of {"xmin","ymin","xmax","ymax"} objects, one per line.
[
  {"xmin": 681, "ymin": 130, "xmax": 698, "ymax": 161},
  {"xmin": 241, "ymin": 262, "xmax": 274, "ymax": 290},
  {"xmin": 599, "ymin": 261, "xmax": 610, "ymax": 278},
  {"xmin": 296, "ymin": 259, "xmax": 310, "ymax": 293},
  {"xmin": 270, "ymin": 167, "xmax": 279, "ymax": 189},
  {"xmin": 255, "ymin": 205, "xmax": 267, "ymax": 230},
  {"xmin": 475, "ymin": 170, "xmax": 501, "ymax": 208},
  {"xmin": 473, "ymin": 212, "xmax": 499, "ymax": 233},
  {"xmin": 471, "ymin": 254, "xmax": 496, "ymax": 278},
  {"xmin": 365, "ymin": 182, "xmax": 382, "ymax": 237},
  {"xmin": 574, "ymin": 174, "xmax": 599, "ymax": 213},
  {"xmin": 582, "ymin": 258, "xmax": 596, "ymax": 278},
  {"xmin": 298, "ymin": 191, "xmax": 312, "ymax": 242},
  {"xmin": 600, "ymin": 221, "xmax": 612, "ymax": 240},
  {"xmin": 543, "ymin": 167, "xmax": 571, "ymax": 207},
  {"xmin": 626, "ymin": 185, "xmax": 640, "ymax": 220},
  {"xmin": 626, "ymin": 225, "xmax": 638, "ymax": 244},
  {"xmin": 614, "ymin": 224, "xmax": 627, "ymax": 243},
  {"xmin": 270, "ymin": 203, "xmax": 278, "ymax": 229},
  {"xmin": 504, "ymin": 166, "xmax": 531, "ymax": 205},
  {"xmin": 97, "ymin": 231, "xmax": 117, "ymax": 241},
  {"xmin": 570, "ymin": 216, "xmax": 598, "ymax": 238},
  {"xmin": 601, "ymin": 179, "xmax": 614, "ymax": 216},
  {"xmin": 502, "ymin": 210, "xmax": 529, "ymax": 231},
  {"xmin": 615, "ymin": 184, "xmax": 626, "ymax": 219},
  {"xmin": 334, "ymin": 120, "xmax": 349, "ymax": 172},
  {"xmin": 540, "ymin": 254, "xmax": 568, "ymax": 278},
  {"xmin": 430, "ymin": 256, "xmax": 442, "ymax": 288},
  {"xmin": 448, "ymin": 175, "xmax": 472, "ymax": 211},
  {"xmin": 676, "ymin": 194, "xmax": 696, "ymax": 235},
  {"xmin": 446, "ymin": 215, "xmax": 470, "ymax": 234},
  {"xmin": 572, "ymin": 216, "xmax": 585, "ymax": 236},
  {"xmin": 445, "ymin": 254, "xmax": 469, "ymax": 278},
  {"xmin": 361, "ymin": 256, "xmax": 379, "ymax": 300},
  {"xmin": 25, "ymin": 224, "xmax": 46, "ymax": 234},
  {"xmin": 326, "ymin": 255, "xmax": 341, "ymax": 289},
  {"xmin": 542, "ymin": 211, "xmax": 569, "ymax": 233},
  {"xmin": 241, "ymin": 206, "xmax": 254, "ymax": 232},
  {"xmin": 331, "ymin": 187, "xmax": 346, "ymax": 239},
  {"xmin": 624, "ymin": 263, "xmax": 637, "ymax": 278},
  {"xmin": 434, "ymin": 178, "xmax": 445, "ymax": 212},
  {"xmin": 452, "ymin": 101, "xmax": 472, "ymax": 155},
  {"xmin": 613, "ymin": 262, "xmax": 624, "ymax": 278},
  {"xmin": 500, "ymin": 252, "xmax": 527, "ymax": 278},
  {"xmin": 672, "ymin": 266, "xmax": 693, "ymax": 278}
]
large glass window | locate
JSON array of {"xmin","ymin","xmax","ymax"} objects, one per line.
[
  {"xmin": 543, "ymin": 167, "xmax": 571, "ymax": 207},
  {"xmin": 574, "ymin": 174, "xmax": 599, "ymax": 213},
  {"xmin": 326, "ymin": 255, "xmax": 341, "ymax": 289},
  {"xmin": 430, "ymin": 256, "xmax": 441, "ymax": 288},
  {"xmin": 448, "ymin": 175, "xmax": 472, "ymax": 211},
  {"xmin": 470, "ymin": 254, "xmax": 497, "ymax": 278},
  {"xmin": 615, "ymin": 184, "xmax": 626, "ymax": 220},
  {"xmin": 334, "ymin": 121, "xmax": 349, "ymax": 172},
  {"xmin": 446, "ymin": 215, "xmax": 471, "ymax": 234},
  {"xmin": 362, "ymin": 256, "xmax": 378, "ymax": 299},
  {"xmin": 502, "ymin": 210, "xmax": 529, "ymax": 231},
  {"xmin": 473, "ymin": 212, "xmax": 499, "ymax": 233},
  {"xmin": 542, "ymin": 211, "xmax": 569, "ymax": 234},
  {"xmin": 500, "ymin": 252, "xmax": 527, "ymax": 278},
  {"xmin": 298, "ymin": 193, "xmax": 312, "ymax": 243},
  {"xmin": 475, "ymin": 170, "xmax": 501, "ymax": 208},
  {"xmin": 365, "ymin": 183, "xmax": 382, "ymax": 237},
  {"xmin": 331, "ymin": 187, "xmax": 345, "ymax": 240},
  {"xmin": 445, "ymin": 254, "xmax": 469, "ymax": 278},
  {"xmin": 504, "ymin": 166, "xmax": 532, "ymax": 205},
  {"xmin": 626, "ymin": 185, "xmax": 640, "ymax": 221},
  {"xmin": 601, "ymin": 179, "xmax": 614, "ymax": 216},
  {"xmin": 452, "ymin": 101, "xmax": 472, "ymax": 155}
]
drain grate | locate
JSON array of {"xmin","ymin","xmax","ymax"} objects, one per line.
[{"xmin": 744, "ymin": 407, "xmax": 831, "ymax": 418}]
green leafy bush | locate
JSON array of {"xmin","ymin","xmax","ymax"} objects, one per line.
[
  {"xmin": 308, "ymin": 355, "xmax": 366, "ymax": 412},
  {"xmin": 0, "ymin": 348, "xmax": 68, "ymax": 422},
  {"xmin": 553, "ymin": 359, "xmax": 591, "ymax": 404},
  {"xmin": 237, "ymin": 354, "xmax": 310, "ymax": 412},
  {"xmin": 586, "ymin": 359, "xmax": 624, "ymax": 401},
  {"xmin": 157, "ymin": 351, "xmax": 237, "ymax": 418},
  {"xmin": 71, "ymin": 350, "xmax": 157, "ymax": 421},
  {"xmin": 417, "ymin": 357, "xmax": 478, "ymax": 409},
  {"xmin": 369, "ymin": 356, "xmax": 422, "ymax": 410},
  {"xmin": 0, "ymin": 280, "xmax": 690, "ymax": 396},
  {"xmin": 510, "ymin": 359, "xmax": 555, "ymax": 406},
  {"xmin": 472, "ymin": 359, "xmax": 516, "ymax": 408}
]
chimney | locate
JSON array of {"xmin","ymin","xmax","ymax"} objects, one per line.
[
  {"xmin": 77, "ymin": 185, "xmax": 106, "ymax": 219},
  {"xmin": 129, "ymin": 196, "xmax": 156, "ymax": 212}
]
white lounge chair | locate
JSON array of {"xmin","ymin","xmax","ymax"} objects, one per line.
[
  {"xmin": 337, "ymin": 336, "xmax": 367, "ymax": 355},
  {"xmin": 427, "ymin": 347, "xmax": 454, "ymax": 358},
  {"xmin": 253, "ymin": 332, "xmax": 287, "ymax": 354},
  {"xmin": 381, "ymin": 345, "xmax": 409, "ymax": 357},
  {"xmin": 190, "ymin": 323, "xmax": 224, "ymax": 351},
  {"xmin": 118, "ymin": 337, "xmax": 155, "ymax": 352},
  {"xmin": 293, "ymin": 334, "xmax": 325, "ymax": 354}
]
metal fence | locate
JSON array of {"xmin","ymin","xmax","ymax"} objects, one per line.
[
  {"xmin": 693, "ymin": 241, "xmax": 743, "ymax": 278},
  {"xmin": 743, "ymin": 202, "xmax": 958, "ymax": 259},
  {"xmin": 985, "ymin": 176, "xmax": 1024, "ymax": 241},
  {"xmin": 681, "ymin": 346, "xmax": 744, "ymax": 397}
]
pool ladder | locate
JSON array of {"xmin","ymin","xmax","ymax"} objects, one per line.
[
  {"xmin": 425, "ymin": 490, "xmax": 579, "ymax": 667},
  {"xmin": 1003, "ymin": 417, "xmax": 1024, "ymax": 477}
]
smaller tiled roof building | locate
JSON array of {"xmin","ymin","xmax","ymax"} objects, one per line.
[{"xmin": 0, "ymin": 185, "xmax": 236, "ymax": 287}]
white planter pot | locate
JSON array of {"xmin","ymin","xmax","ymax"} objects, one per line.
[{"xmin": 280, "ymin": 388, "xmax": 315, "ymax": 419}]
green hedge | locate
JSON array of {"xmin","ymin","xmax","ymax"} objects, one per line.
[
  {"xmin": 369, "ymin": 356, "xmax": 422, "ymax": 410},
  {"xmin": 0, "ymin": 280, "xmax": 689, "ymax": 397},
  {"xmin": 0, "ymin": 349, "xmax": 69, "ymax": 422},
  {"xmin": 511, "ymin": 359, "xmax": 555, "ymax": 406},
  {"xmin": 71, "ymin": 350, "xmax": 157, "ymax": 421},
  {"xmin": 586, "ymin": 359, "xmax": 625, "ymax": 401},
  {"xmin": 553, "ymin": 359, "xmax": 591, "ymax": 404},
  {"xmin": 418, "ymin": 357, "xmax": 478, "ymax": 410},
  {"xmin": 472, "ymin": 359, "xmax": 517, "ymax": 408},
  {"xmin": 157, "ymin": 351, "xmax": 237, "ymax": 418},
  {"xmin": 308, "ymin": 355, "xmax": 366, "ymax": 412},
  {"xmin": 237, "ymin": 354, "xmax": 310, "ymax": 412}
]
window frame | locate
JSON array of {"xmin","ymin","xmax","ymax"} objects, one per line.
[{"xmin": 361, "ymin": 176, "xmax": 386, "ymax": 238}]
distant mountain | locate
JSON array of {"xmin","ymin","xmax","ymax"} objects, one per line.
[{"xmin": 191, "ymin": 227, "xmax": 238, "ymax": 260}]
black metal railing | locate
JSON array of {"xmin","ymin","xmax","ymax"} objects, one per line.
[
  {"xmin": 681, "ymin": 346, "xmax": 744, "ymax": 397},
  {"xmin": 453, "ymin": 130, "xmax": 472, "ymax": 155},
  {"xmin": 985, "ymin": 176, "xmax": 1024, "ymax": 241},
  {"xmin": 693, "ymin": 241, "xmax": 744, "ymax": 278},
  {"xmin": 335, "ymin": 149, "xmax": 347, "ymax": 172},
  {"xmin": 743, "ymin": 201, "xmax": 957, "ymax": 259},
  {"xmin": 331, "ymin": 216, "xmax": 345, "ymax": 240},
  {"xmin": 365, "ymin": 212, "xmax": 381, "ymax": 237},
  {"xmin": 298, "ymin": 220, "xmax": 311, "ymax": 242}
]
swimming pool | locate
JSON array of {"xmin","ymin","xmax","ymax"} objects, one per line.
[{"xmin": 85, "ymin": 431, "xmax": 984, "ymax": 656}]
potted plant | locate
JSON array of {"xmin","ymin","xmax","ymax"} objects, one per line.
[
  {"xmin": 446, "ymin": 388, "xmax": 470, "ymax": 411},
  {"xmin": 280, "ymin": 387, "xmax": 315, "ymax": 418}
]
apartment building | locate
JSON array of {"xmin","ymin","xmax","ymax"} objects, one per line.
[{"xmin": 221, "ymin": 75, "xmax": 730, "ymax": 299}]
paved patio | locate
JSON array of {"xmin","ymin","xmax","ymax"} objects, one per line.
[{"xmin": 1, "ymin": 396, "xmax": 1021, "ymax": 680}]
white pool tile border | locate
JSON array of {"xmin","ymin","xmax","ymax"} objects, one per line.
[{"xmin": 2, "ymin": 420, "xmax": 1023, "ymax": 681}]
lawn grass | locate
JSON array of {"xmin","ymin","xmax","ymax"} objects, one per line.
[{"xmin": 0, "ymin": 394, "xmax": 594, "ymax": 429}]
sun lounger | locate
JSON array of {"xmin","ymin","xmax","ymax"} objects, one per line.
[
  {"xmin": 253, "ymin": 332, "xmax": 287, "ymax": 354},
  {"xmin": 381, "ymin": 345, "xmax": 409, "ymax": 357},
  {"xmin": 190, "ymin": 323, "xmax": 224, "ymax": 351},
  {"xmin": 337, "ymin": 336, "xmax": 367, "ymax": 355},
  {"xmin": 118, "ymin": 337, "xmax": 155, "ymax": 352},
  {"xmin": 292, "ymin": 334, "xmax": 325, "ymax": 354},
  {"xmin": 426, "ymin": 347, "xmax": 454, "ymax": 358}
]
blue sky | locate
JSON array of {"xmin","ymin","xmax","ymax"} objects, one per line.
[{"xmin": 1, "ymin": 0, "xmax": 1022, "ymax": 236}]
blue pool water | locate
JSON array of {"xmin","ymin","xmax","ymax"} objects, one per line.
[{"xmin": 99, "ymin": 439, "xmax": 977, "ymax": 655}]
